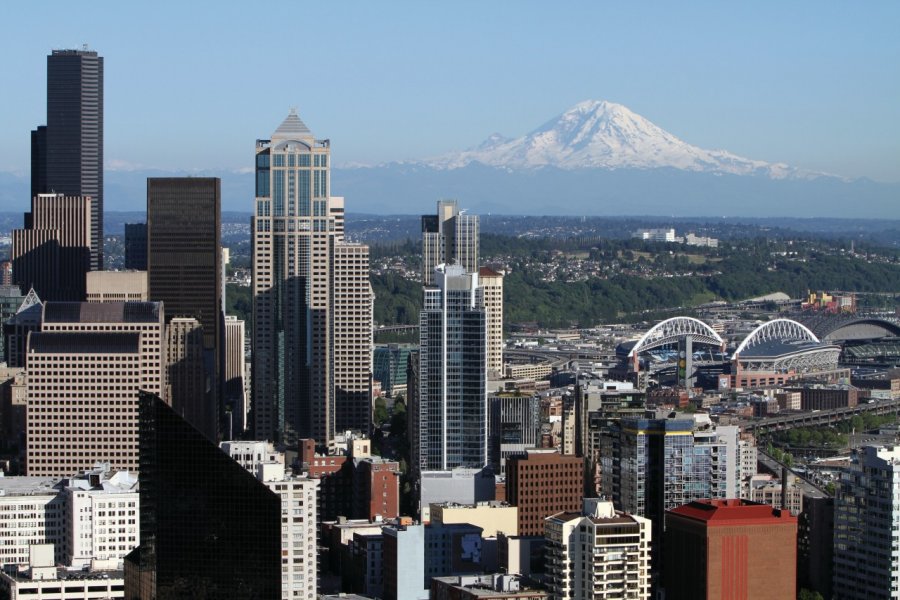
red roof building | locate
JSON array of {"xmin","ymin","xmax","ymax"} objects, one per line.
[{"xmin": 664, "ymin": 499, "xmax": 797, "ymax": 599}]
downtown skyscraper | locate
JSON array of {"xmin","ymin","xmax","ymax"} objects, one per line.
[
  {"xmin": 252, "ymin": 111, "xmax": 373, "ymax": 444},
  {"xmin": 416, "ymin": 264, "xmax": 487, "ymax": 472},
  {"xmin": 421, "ymin": 200, "xmax": 479, "ymax": 286},
  {"xmin": 31, "ymin": 48, "xmax": 104, "ymax": 270}
]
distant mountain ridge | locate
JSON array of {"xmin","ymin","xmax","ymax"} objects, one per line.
[
  {"xmin": 420, "ymin": 100, "xmax": 826, "ymax": 180},
  {"xmin": 1, "ymin": 100, "xmax": 896, "ymax": 217}
]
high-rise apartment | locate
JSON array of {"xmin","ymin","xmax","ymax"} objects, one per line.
[
  {"xmin": 600, "ymin": 415, "xmax": 739, "ymax": 572},
  {"xmin": 31, "ymin": 49, "xmax": 104, "ymax": 270},
  {"xmin": 252, "ymin": 110, "xmax": 373, "ymax": 444},
  {"xmin": 833, "ymin": 445, "xmax": 900, "ymax": 599},
  {"xmin": 421, "ymin": 200, "xmax": 479, "ymax": 286},
  {"xmin": 11, "ymin": 193, "xmax": 91, "ymax": 301},
  {"xmin": 417, "ymin": 264, "xmax": 487, "ymax": 471},
  {"xmin": 147, "ymin": 177, "xmax": 222, "ymax": 438},
  {"xmin": 664, "ymin": 499, "xmax": 797, "ymax": 599},
  {"xmin": 477, "ymin": 267, "xmax": 504, "ymax": 376},
  {"xmin": 546, "ymin": 499, "xmax": 652, "ymax": 600}
]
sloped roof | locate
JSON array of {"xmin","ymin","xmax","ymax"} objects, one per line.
[{"xmin": 272, "ymin": 109, "xmax": 313, "ymax": 140}]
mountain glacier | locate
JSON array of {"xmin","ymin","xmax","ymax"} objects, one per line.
[{"xmin": 424, "ymin": 100, "xmax": 822, "ymax": 180}]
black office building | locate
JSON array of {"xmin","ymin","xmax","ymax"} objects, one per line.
[
  {"xmin": 147, "ymin": 177, "xmax": 223, "ymax": 437},
  {"xmin": 31, "ymin": 49, "xmax": 104, "ymax": 270},
  {"xmin": 124, "ymin": 392, "xmax": 281, "ymax": 599},
  {"xmin": 124, "ymin": 223, "xmax": 148, "ymax": 270}
]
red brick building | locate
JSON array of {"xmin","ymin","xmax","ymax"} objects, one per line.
[
  {"xmin": 301, "ymin": 438, "xmax": 400, "ymax": 522},
  {"xmin": 664, "ymin": 499, "xmax": 798, "ymax": 599},
  {"xmin": 505, "ymin": 450, "xmax": 583, "ymax": 536}
]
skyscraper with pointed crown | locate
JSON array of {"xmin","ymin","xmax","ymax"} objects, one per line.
[{"xmin": 251, "ymin": 110, "xmax": 373, "ymax": 444}]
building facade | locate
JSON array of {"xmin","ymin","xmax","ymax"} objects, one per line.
[
  {"xmin": 12, "ymin": 194, "xmax": 91, "ymax": 301},
  {"xmin": 252, "ymin": 110, "xmax": 373, "ymax": 444},
  {"xmin": 418, "ymin": 264, "xmax": 487, "ymax": 472},
  {"xmin": 26, "ymin": 302, "xmax": 165, "ymax": 477},
  {"xmin": 124, "ymin": 392, "xmax": 281, "ymax": 599},
  {"xmin": 664, "ymin": 499, "xmax": 798, "ymax": 599},
  {"xmin": 0, "ymin": 477, "xmax": 65, "ymax": 567},
  {"xmin": 833, "ymin": 445, "xmax": 900, "ymax": 599},
  {"xmin": 505, "ymin": 450, "xmax": 584, "ymax": 537},
  {"xmin": 545, "ymin": 500, "xmax": 651, "ymax": 600},
  {"xmin": 421, "ymin": 200, "xmax": 479, "ymax": 286},
  {"xmin": 478, "ymin": 267, "xmax": 504, "ymax": 377},
  {"xmin": 86, "ymin": 270, "xmax": 148, "ymax": 303}
]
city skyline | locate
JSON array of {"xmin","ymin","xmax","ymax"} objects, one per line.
[{"xmin": 0, "ymin": 2, "xmax": 898, "ymax": 184}]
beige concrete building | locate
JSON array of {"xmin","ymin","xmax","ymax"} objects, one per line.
[
  {"xmin": 26, "ymin": 302, "xmax": 165, "ymax": 477},
  {"xmin": 331, "ymin": 244, "xmax": 374, "ymax": 434},
  {"xmin": 11, "ymin": 194, "xmax": 92, "ymax": 302},
  {"xmin": 505, "ymin": 363, "xmax": 553, "ymax": 380},
  {"xmin": 545, "ymin": 499, "xmax": 651, "ymax": 600},
  {"xmin": 747, "ymin": 473, "xmax": 804, "ymax": 515},
  {"xmin": 39, "ymin": 302, "xmax": 165, "ymax": 400},
  {"xmin": 86, "ymin": 270, "xmax": 148, "ymax": 302},
  {"xmin": 26, "ymin": 331, "xmax": 143, "ymax": 476},
  {"xmin": 224, "ymin": 315, "xmax": 248, "ymax": 437},
  {"xmin": 165, "ymin": 317, "xmax": 215, "ymax": 440},
  {"xmin": 478, "ymin": 268, "xmax": 504, "ymax": 378},
  {"xmin": 252, "ymin": 111, "xmax": 373, "ymax": 444},
  {"xmin": 430, "ymin": 501, "xmax": 518, "ymax": 538}
]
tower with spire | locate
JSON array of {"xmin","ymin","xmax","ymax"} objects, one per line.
[{"xmin": 251, "ymin": 110, "xmax": 373, "ymax": 444}]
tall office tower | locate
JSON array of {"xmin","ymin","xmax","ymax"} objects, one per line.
[
  {"xmin": 418, "ymin": 264, "xmax": 487, "ymax": 471},
  {"xmin": 373, "ymin": 343, "xmax": 416, "ymax": 397},
  {"xmin": 421, "ymin": 200, "xmax": 479, "ymax": 285},
  {"xmin": 124, "ymin": 223, "xmax": 148, "ymax": 270},
  {"xmin": 147, "ymin": 177, "xmax": 222, "ymax": 436},
  {"xmin": 545, "ymin": 499, "xmax": 652, "ymax": 600},
  {"xmin": 39, "ymin": 302, "xmax": 165, "ymax": 399},
  {"xmin": 25, "ymin": 331, "xmax": 142, "ymax": 476},
  {"xmin": 488, "ymin": 392, "xmax": 541, "ymax": 475},
  {"xmin": 0, "ymin": 261, "xmax": 12, "ymax": 286},
  {"xmin": 600, "ymin": 415, "xmax": 737, "ymax": 573},
  {"xmin": 31, "ymin": 49, "xmax": 104, "ymax": 270},
  {"xmin": 165, "ymin": 317, "xmax": 216, "ymax": 440},
  {"xmin": 505, "ymin": 449, "xmax": 584, "ymax": 537},
  {"xmin": 11, "ymin": 193, "xmax": 91, "ymax": 301},
  {"xmin": 124, "ymin": 392, "xmax": 280, "ymax": 599},
  {"xmin": 224, "ymin": 315, "xmax": 249, "ymax": 438},
  {"xmin": 26, "ymin": 302, "xmax": 165, "ymax": 477},
  {"xmin": 833, "ymin": 445, "xmax": 900, "ymax": 599},
  {"xmin": 664, "ymin": 499, "xmax": 797, "ymax": 599},
  {"xmin": 477, "ymin": 267, "xmax": 504, "ymax": 377},
  {"xmin": 252, "ymin": 110, "xmax": 373, "ymax": 444},
  {"xmin": 331, "ymin": 243, "xmax": 374, "ymax": 434}
]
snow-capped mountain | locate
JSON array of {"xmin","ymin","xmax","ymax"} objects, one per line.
[{"xmin": 425, "ymin": 100, "xmax": 817, "ymax": 179}]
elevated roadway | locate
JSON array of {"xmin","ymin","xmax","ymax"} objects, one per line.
[{"xmin": 738, "ymin": 397, "xmax": 900, "ymax": 433}]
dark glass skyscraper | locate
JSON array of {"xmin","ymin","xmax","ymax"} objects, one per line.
[
  {"xmin": 124, "ymin": 392, "xmax": 281, "ymax": 599},
  {"xmin": 147, "ymin": 177, "xmax": 223, "ymax": 438},
  {"xmin": 31, "ymin": 49, "xmax": 104, "ymax": 270}
]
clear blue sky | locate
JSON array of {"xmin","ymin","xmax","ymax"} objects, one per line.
[{"xmin": 1, "ymin": 1, "xmax": 898, "ymax": 181}]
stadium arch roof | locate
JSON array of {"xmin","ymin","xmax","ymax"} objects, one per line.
[
  {"xmin": 732, "ymin": 319, "xmax": 820, "ymax": 358},
  {"xmin": 628, "ymin": 317, "xmax": 723, "ymax": 358}
]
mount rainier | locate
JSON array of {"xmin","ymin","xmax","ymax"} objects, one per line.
[{"xmin": 423, "ymin": 100, "xmax": 819, "ymax": 179}]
